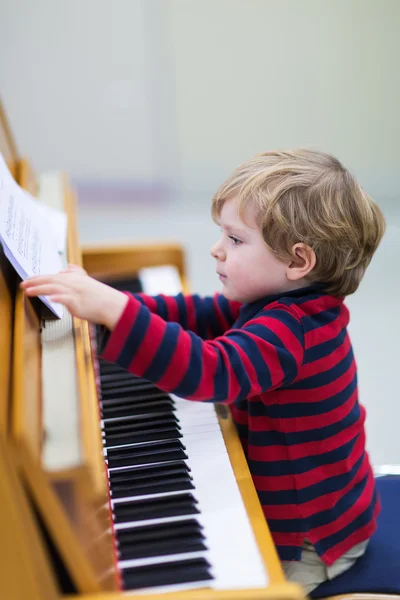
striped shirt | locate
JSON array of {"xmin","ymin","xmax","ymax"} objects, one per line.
[{"xmin": 101, "ymin": 284, "xmax": 379, "ymax": 565}]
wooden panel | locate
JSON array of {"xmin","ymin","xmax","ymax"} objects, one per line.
[
  {"xmin": 82, "ymin": 242, "xmax": 190, "ymax": 293},
  {"xmin": 0, "ymin": 97, "xmax": 19, "ymax": 177},
  {"xmin": 18, "ymin": 156, "xmax": 38, "ymax": 196},
  {"xmin": 0, "ymin": 434, "xmax": 59, "ymax": 600},
  {"xmin": 0, "ymin": 253, "xmax": 14, "ymax": 434},
  {"xmin": 66, "ymin": 583, "xmax": 304, "ymax": 600},
  {"xmin": 12, "ymin": 289, "xmax": 43, "ymax": 461},
  {"xmin": 14, "ymin": 438, "xmax": 104, "ymax": 594}
]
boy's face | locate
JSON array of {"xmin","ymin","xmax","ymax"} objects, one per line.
[{"xmin": 211, "ymin": 198, "xmax": 290, "ymax": 303}]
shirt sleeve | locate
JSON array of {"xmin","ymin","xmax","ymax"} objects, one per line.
[
  {"xmin": 131, "ymin": 292, "xmax": 241, "ymax": 339},
  {"xmin": 100, "ymin": 295, "xmax": 304, "ymax": 404}
]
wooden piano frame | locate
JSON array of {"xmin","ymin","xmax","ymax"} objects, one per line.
[{"xmin": 0, "ymin": 98, "xmax": 305, "ymax": 600}]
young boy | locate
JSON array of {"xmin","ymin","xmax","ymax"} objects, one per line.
[{"xmin": 22, "ymin": 149, "xmax": 385, "ymax": 593}]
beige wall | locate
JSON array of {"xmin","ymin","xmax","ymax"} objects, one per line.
[{"xmin": 2, "ymin": 0, "xmax": 400, "ymax": 202}]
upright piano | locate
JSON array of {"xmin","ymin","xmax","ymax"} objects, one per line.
[{"xmin": 0, "ymin": 99, "xmax": 304, "ymax": 600}]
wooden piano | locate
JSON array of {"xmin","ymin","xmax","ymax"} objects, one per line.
[{"xmin": 0, "ymin": 99, "xmax": 304, "ymax": 600}]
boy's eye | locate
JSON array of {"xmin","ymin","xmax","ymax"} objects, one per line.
[{"xmin": 229, "ymin": 235, "xmax": 242, "ymax": 245}]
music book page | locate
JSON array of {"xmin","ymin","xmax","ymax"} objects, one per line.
[{"xmin": 0, "ymin": 153, "xmax": 64, "ymax": 318}]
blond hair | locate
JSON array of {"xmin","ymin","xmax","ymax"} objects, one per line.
[{"xmin": 211, "ymin": 149, "xmax": 385, "ymax": 297}]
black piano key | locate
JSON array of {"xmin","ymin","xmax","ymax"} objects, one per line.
[
  {"xmin": 101, "ymin": 390, "xmax": 173, "ymax": 405},
  {"xmin": 101, "ymin": 390, "xmax": 173, "ymax": 404},
  {"xmin": 101, "ymin": 385, "xmax": 171, "ymax": 400},
  {"xmin": 102, "ymin": 400, "xmax": 175, "ymax": 420},
  {"xmin": 101, "ymin": 380, "xmax": 156, "ymax": 393},
  {"xmin": 109, "ymin": 461, "xmax": 190, "ymax": 484},
  {"xmin": 104, "ymin": 416, "xmax": 180, "ymax": 431},
  {"xmin": 113, "ymin": 493, "xmax": 199, "ymax": 523},
  {"xmin": 122, "ymin": 558, "xmax": 213, "ymax": 590},
  {"xmin": 106, "ymin": 439, "xmax": 187, "ymax": 468},
  {"xmin": 111, "ymin": 475, "xmax": 194, "ymax": 498},
  {"xmin": 119, "ymin": 535, "xmax": 207, "ymax": 561},
  {"xmin": 105, "ymin": 426, "xmax": 182, "ymax": 447},
  {"xmin": 103, "ymin": 414, "xmax": 179, "ymax": 435},
  {"xmin": 117, "ymin": 519, "xmax": 204, "ymax": 545}
]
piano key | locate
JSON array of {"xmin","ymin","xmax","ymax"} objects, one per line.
[
  {"xmin": 106, "ymin": 439, "xmax": 188, "ymax": 468},
  {"xmin": 109, "ymin": 461, "xmax": 190, "ymax": 484},
  {"xmin": 121, "ymin": 557, "xmax": 213, "ymax": 590},
  {"xmin": 102, "ymin": 400, "xmax": 175, "ymax": 420},
  {"xmin": 117, "ymin": 518, "xmax": 204, "ymax": 545},
  {"xmin": 104, "ymin": 425, "xmax": 182, "ymax": 447},
  {"xmin": 111, "ymin": 475, "xmax": 194, "ymax": 498},
  {"xmin": 95, "ymin": 321, "xmax": 267, "ymax": 592},
  {"xmin": 103, "ymin": 414, "xmax": 179, "ymax": 435},
  {"xmin": 113, "ymin": 493, "xmax": 199, "ymax": 523}
]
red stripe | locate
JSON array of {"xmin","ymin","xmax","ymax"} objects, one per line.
[
  {"xmin": 184, "ymin": 295, "xmax": 198, "ymax": 333},
  {"xmin": 253, "ymin": 430, "xmax": 365, "ymax": 491},
  {"xmin": 164, "ymin": 295, "xmax": 180, "ymax": 322},
  {"xmin": 262, "ymin": 450, "xmax": 369, "ymax": 519},
  {"xmin": 305, "ymin": 464, "xmax": 375, "ymax": 537},
  {"xmin": 241, "ymin": 331, "xmax": 286, "ymax": 389},
  {"xmin": 101, "ymin": 294, "xmax": 140, "ymax": 363},
  {"xmin": 230, "ymin": 404, "xmax": 249, "ymax": 425},
  {"xmin": 249, "ymin": 388, "xmax": 358, "ymax": 433},
  {"xmin": 305, "ymin": 305, "xmax": 349, "ymax": 348},
  {"xmin": 223, "ymin": 339, "xmax": 262, "ymax": 396},
  {"xmin": 266, "ymin": 359, "xmax": 356, "ymax": 404},
  {"xmin": 137, "ymin": 293, "xmax": 158, "ymax": 313},
  {"xmin": 321, "ymin": 495, "xmax": 380, "ymax": 565},
  {"xmin": 156, "ymin": 328, "xmax": 192, "ymax": 389},
  {"xmin": 248, "ymin": 415, "xmax": 364, "ymax": 462},
  {"xmin": 248, "ymin": 312, "xmax": 304, "ymax": 365},
  {"xmin": 298, "ymin": 294, "xmax": 344, "ymax": 316},
  {"xmin": 300, "ymin": 334, "xmax": 351, "ymax": 380},
  {"xmin": 126, "ymin": 316, "xmax": 167, "ymax": 376}
]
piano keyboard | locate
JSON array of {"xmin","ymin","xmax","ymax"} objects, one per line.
[{"xmin": 96, "ymin": 271, "xmax": 268, "ymax": 593}]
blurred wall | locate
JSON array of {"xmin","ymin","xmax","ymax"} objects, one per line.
[{"xmin": 2, "ymin": 0, "xmax": 400, "ymax": 203}]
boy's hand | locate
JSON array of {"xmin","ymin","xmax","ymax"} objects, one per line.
[{"xmin": 20, "ymin": 266, "xmax": 128, "ymax": 330}]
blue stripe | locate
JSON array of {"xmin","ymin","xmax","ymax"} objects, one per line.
[
  {"xmin": 154, "ymin": 295, "xmax": 168, "ymax": 320},
  {"xmin": 258, "ymin": 308, "xmax": 304, "ymax": 346},
  {"xmin": 207, "ymin": 297, "xmax": 226, "ymax": 337},
  {"xmin": 247, "ymin": 403, "xmax": 360, "ymax": 446},
  {"xmin": 191, "ymin": 295, "xmax": 209, "ymax": 338},
  {"xmin": 118, "ymin": 305, "xmax": 150, "ymax": 369},
  {"xmin": 314, "ymin": 486, "xmax": 378, "ymax": 555},
  {"xmin": 265, "ymin": 456, "xmax": 366, "ymax": 530},
  {"xmin": 304, "ymin": 327, "xmax": 347, "ymax": 364},
  {"xmin": 255, "ymin": 374, "xmax": 358, "ymax": 419},
  {"xmin": 229, "ymin": 332, "xmax": 272, "ymax": 392},
  {"xmin": 249, "ymin": 433, "xmax": 360, "ymax": 479},
  {"xmin": 175, "ymin": 294, "xmax": 188, "ymax": 330},
  {"xmin": 172, "ymin": 332, "xmax": 204, "ymax": 398},
  {"xmin": 243, "ymin": 325, "xmax": 299, "ymax": 387},
  {"xmin": 302, "ymin": 306, "xmax": 341, "ymax": 333},
  {"xmin": 277, "ymin": 545, "xmax": 302, "ymax": 561},
  {"xmin": 219, "ymin": 340, "xmax": 252, "ymax": 401},
  {"xmin": 142, "ymin": 322, "xmax": 180, "ymax": 382},
  {"xmin": 218, "ymin": 294, "xmax": 236, "ymax": 326},
  {"xmin": 290, "ymin": 345, "xmax": 353, "ymax": 390}
]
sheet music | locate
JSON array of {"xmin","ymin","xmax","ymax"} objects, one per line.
[{"xmin": 0, "ymin": 153, "xmax": 64, "ymax": 317}]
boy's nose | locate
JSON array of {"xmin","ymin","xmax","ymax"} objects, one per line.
[{"xmin": 210, "ymin": 241, "xmax": 226, "ymax": 261}]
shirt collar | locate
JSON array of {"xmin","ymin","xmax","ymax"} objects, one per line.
[{"xmin": 233, "ymin": 283, "xmax": 328, "ymax": 328}]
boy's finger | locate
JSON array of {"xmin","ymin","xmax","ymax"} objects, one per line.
[
  {"xmin": 20, "ymin": 275, "xmax": 56, "ymax": 288},
  {"xmin": 24, "ymin": 283, "xmax": 68, "ymax": 297}
]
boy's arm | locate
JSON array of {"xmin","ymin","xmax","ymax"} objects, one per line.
[
  {"xmin": 135, "ymin": 292, "xmax": 242, "ymax": 338},
  {"xmin": 101, "ymin": 294, "xmax": 304, "ymax": 404}
]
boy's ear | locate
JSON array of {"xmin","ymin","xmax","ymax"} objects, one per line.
[{"xmin": 286, "ymin": 243, "xmax": 316, "ymax": 281}]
